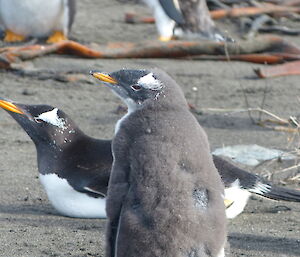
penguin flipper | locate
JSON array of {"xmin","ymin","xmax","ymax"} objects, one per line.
[
  {"xmin": 105, "ymin": 163, "xmax": 130, "ymax": 257},
  {"xmin": 67, "ymin": 0, "xmax": 76, "ymax": 31},
  {"xmin": 106, "ymin": 185, "xmax": 128, "ymax": 257},
  {"xmin": 0, "ymin": 10, "xmax": 3, "ymax": 28},
  {"xmin": 158, "ymin": 0, "xmax": 185, "ymax": 25},
  {"xmin": 83, "ymin": 186, "xmax": 106, "ymax": 198},
  {"xmin": 82, "ymin": 170, "xmax": 111, "ymax": 198}
]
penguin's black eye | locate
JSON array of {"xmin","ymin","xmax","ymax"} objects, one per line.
[
  {"xmin": 131, "ymin": 84, "xmax": 142, "ymax": 91},
  {"xmin": 34, "ymin": 117, "xmax": 44, "ymax": 123}
]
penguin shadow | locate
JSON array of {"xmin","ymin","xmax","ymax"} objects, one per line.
[
  {"xmin": 0, "ymin": 203, "xmax": 56, "ymax": 217},
  {"xmin": 196, "ymin": 113, "xmax": 266, "ymax": 131},
  {"xmin": 229, "ymin": 233, "xmax": 300, "ymax": 256},
  {"xmin": 0, "ymin": 203, "xmax": 106, "ymax": 230}
]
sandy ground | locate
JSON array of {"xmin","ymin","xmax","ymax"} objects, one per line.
[{"xmin": 0, "ymin": 0, "xmax": 299, "ymax": 256}]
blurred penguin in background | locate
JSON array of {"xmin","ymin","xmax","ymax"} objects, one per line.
[
  {"xmin": 0, "ymin": 0, "xmax": 76, "ymax": 43},
  {"xmin": 143, "ymin": 0, "xmax": 230, "ymax": 42}
]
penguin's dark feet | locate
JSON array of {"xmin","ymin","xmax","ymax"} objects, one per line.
[
  {"xmin": 47, "ymin": 31, "xmax": 67, "ymax": 44},
  {"xmin": 3, "ymin": 30, "xmax": 26, "ymax": 42}
]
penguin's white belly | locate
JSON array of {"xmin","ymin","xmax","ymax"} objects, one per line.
[
  {"xmin": 142, "ymin": 0, "xmax": 175, "ymax": 38},
  {"xmin": 224, "ymin": 179, "xmax": 251, "ymax": 219},
  {"xmin": 0, "ymin": 0, "xmax": 65, "ymax": 37},
  {"xmin": 39, "ymin": 173, "xmax": 107, "ymax": 219}
]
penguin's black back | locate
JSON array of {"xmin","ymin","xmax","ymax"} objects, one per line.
[{"xmin": 37, "ymin": 135, "xmax": 112, "ymax": 197}]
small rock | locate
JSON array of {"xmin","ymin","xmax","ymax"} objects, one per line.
[
  {"xmin": 22, "ymin": 89, "xmax": 36, "ymax": 96},
  {"xmin": 212, "ymin": 144, "xmax": 296, "ymax": 166}
]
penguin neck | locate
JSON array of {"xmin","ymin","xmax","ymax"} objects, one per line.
[
  {"xmin": 115, "ymin": 98, "xmax": 140, "ymax": 134},
  {"xmin": 35, "ymin": 132, "xmax": 93, "ymax": 175},
  {"xmin": 123, "ymin": 97, "xmax": 140, "ymax": 113},
  {"xmin": 37, "ymin": 133, "xmax": 112, "ymax": 177},
  {"xmin": 35, "ymin": 129, "xmax": 86, "ymax": 157},
  {"xmin": 55, "ymin": 128, "xmax": 83, "ymax": 148}
]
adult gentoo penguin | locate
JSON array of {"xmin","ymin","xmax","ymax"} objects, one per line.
[
  {"xmin": 92, "ymin": 68, "xmax": 227, "ymax": 257},
  {"xmin": 143, "ymin": 0, "xmax": 228, "ymax": 41},
  {"xmin": 1, "ymin": 99, "xmax": 300, "ymax": 219},
  {"xmin": 213, "ymin": 155, "xmax": 300, "ymax": 218},
  {"xmin": 0, "ymin": 0, "xmax": 76, "ymax": 43},
  {"xmin": 0, "ymin": 99, "xmax": 111, "ymax": 218}
]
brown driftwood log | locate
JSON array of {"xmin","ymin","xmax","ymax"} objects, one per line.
[
  {"xmin": 124, "ymin": 5, "xmax": 300, "ymax": 24},
  {"xmin": 264, "ymin": 0, "xmax": 300, "ymax": 6},
  {"xmin": 257, "ymin": 118, "xmax": 299, "ymax": 133},
  {"xmin": 211, "ymin": 5, "xmax": 300, "ymax": 19},
  {"xmin": 259, "ymin": 26, "xmax": 300, "ymax": 35},
  {"xmin": 125, "ymin": 13, "xmax": 155, "ymax": 24},
  {"xmin": 260, "ymin": 124, "xmax": 298, "ymax": 133},
  {"xmin": 283, "ymin": 0, "xmax": 300, "ymax": 6},
  {"xmin": 1, "ymin": 36, "xmax": 300, "ymax": 69},
  {"xmin": 91, "ymin": 37, "xmax": 300, "ymax": 59},
  {"xmin": 185, "ymin": 54, "xmax": 296, "ymax": 64},
  {"xmin": 254, "ymin": 60, "xmax": 300, "ymax": 78}
]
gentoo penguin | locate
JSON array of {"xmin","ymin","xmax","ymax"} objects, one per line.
[
  {"xmin": 92, "ymin": 68, "xmax": 227, "ymax": 257},
  {"xmin": 142, "ymin": 0, "xmax": 229, "ymax": 41},
  {"xmin": 0, "ymin": 99, "xmax": 111, "ymax": 218},
  {"xmin": 1, "ymin": 99, "xmax": 300, "ymax": 220},
  {"xmin": 214, "ymin": 155, "xmax": 300, "ymax": 219},
  {"xmin": 0, "ymin": 0, "xmax": 76, "ymax": 43}
]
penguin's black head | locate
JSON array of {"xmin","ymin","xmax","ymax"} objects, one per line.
[
  {"xmin": 91, "ymin": 69, "xmax": 166, "ymax": 110},
  {"xmin": 0, "ymin": 99, "xmax": 80, "ymax": 148}
]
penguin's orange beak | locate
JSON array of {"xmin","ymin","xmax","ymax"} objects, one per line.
[
  {"xmin": 0, "ymin": 100, "xmax": 24, "ymax": 115},
  {"xmin": 91, "ymin": 72, "xmax": 117, "ymax": 84}
]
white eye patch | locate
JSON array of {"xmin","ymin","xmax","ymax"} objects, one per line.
[
  {"xmin": 137, "ymin": 73, "xmax": 162, "ymax": 90},
  {"xmin": 36, "ymin": 108, "xmax": 66, "ymax": 129}
]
